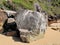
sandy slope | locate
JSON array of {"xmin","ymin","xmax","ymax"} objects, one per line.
[{"xmin": 0, "ymin": 24, "xmax": 60, "ymax": 45}]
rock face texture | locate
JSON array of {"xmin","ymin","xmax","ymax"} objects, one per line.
[
  {"xmin": 15, "ymin": 10, "xmax": 48, "ymax": 42},
  {"xmin": 0, "ymin": 11, "xmax": 7, "ymax": 23},
  {"xmin": 0, "ymin": 11, "xmax": 7, "ymax": 33}
]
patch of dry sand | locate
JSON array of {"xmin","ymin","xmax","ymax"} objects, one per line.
[{"xmin": 0, "ymin": 23, "xmax": 60, "ymax": 45}]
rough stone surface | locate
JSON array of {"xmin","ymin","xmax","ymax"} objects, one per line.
[
  {"xmin": 15, "ymin": 10, "xmax": 48, "ymax": 42},
  {"xmin": 0, "ymin": 11, "xmax": 7, "ymax": 23},
  {"xmin": 0, "ymin": 11, "xmax": 7, "ymax": 33}
]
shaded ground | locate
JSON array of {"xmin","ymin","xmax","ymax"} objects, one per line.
[{"xmin": 0, "ymin": 22, "xmax": 60, "ymax": 45}]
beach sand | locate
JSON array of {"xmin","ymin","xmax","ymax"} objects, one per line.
[{"xmin": 0, "ymin": 23, "xmax": 60, "ymax": 45}]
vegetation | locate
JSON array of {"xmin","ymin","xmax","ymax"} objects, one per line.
[
  {"xmin": 0, "ymin": 0, "xmax": 60, "ymax": 16},
  {"xmin": 40, "ymin": 0, "xmax": 60, "ymax": 16},
  {"xmin": 13, "ymin": 0, "xmax": 34, "ymax": 10}
]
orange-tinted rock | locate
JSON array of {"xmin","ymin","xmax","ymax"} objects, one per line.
[{"xmin": 0, "ymin": 11, "xmax": 7, "ymax": 23}]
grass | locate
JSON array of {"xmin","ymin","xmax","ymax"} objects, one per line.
[
  {"xmin": 13, "ymin": 0, "xmax": 34, "ymax": 10},
  {"xmin": 39, "ymin": 0, "xmax": 60, "ymax": 15},
  {"xmin": 0, "ymin": 0, "xmax": 60, "ymax": 16}
]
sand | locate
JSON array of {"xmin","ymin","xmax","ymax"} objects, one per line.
[{"xmin": 0, "ymin": 23, "xmax": 60, "ymax": 45}]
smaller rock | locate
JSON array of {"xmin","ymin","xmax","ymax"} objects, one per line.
[{"xmin": 51, "ymin": 28, "xmax": 58, "ymax": 30}]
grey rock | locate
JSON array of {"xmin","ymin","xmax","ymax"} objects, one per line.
[{"xmin": 15, "ymin": 10, "xmax": 48, "ymax": 42}]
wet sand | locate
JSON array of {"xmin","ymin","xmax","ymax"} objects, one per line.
[{"xmin": 0, "ymin": 23, "xmax": 60, "ymax": 45}]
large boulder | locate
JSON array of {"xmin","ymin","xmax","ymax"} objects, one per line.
[{"xmin": 15, "ymin": 10, "xmax": 48, "ymax": 42}]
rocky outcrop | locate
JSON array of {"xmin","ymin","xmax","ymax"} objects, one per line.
[
  {"xmin": 0, "ymin": 11, "xmax": 7, "ymax": 33},
  {"xmin": 15, "ymin": 10, "xmax": 48, "ymax": 42},
  {"xmin": 0, "ymin": 11, "xmax": 7, "ymax": 23}
]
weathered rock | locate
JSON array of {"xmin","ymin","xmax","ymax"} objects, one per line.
[
  {"xmin": 0, "ymin": 11, "xmax": 7, "ymax": 33},
  {"xmin": 0, "ymin": 11, "xmax": 7, "ymax": 23},
  {"xmin": 15, "ymin": 10, "xmax": 48, "ymax": 42},
  {"xmin": 19, "ymin": 29, "xmax": 44, "ymax": 42}
]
